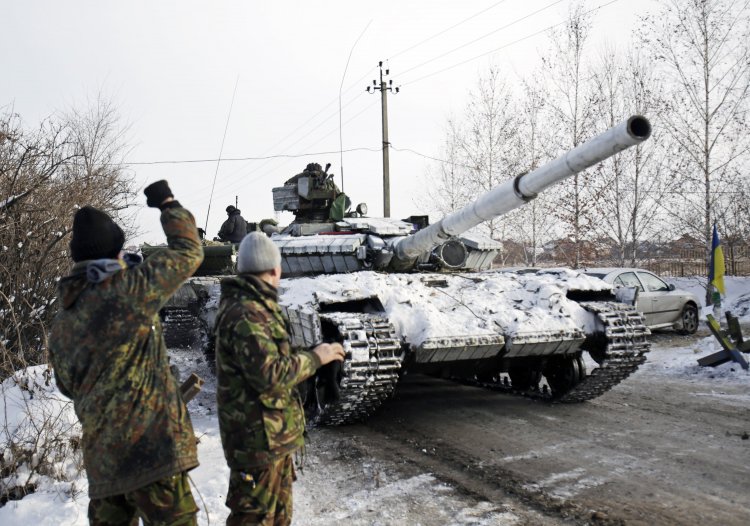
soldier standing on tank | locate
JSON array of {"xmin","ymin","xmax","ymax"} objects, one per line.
[
  {"xmin": 214, "ymin": 231, "xmax": 345, "ymax": 526},
  {"xmin": 217, "ymin": 205, "xmax": 247, "ymax": 243},
  {"xmin": 49, "ymin": 180, "xmax": 204, "ymax": 525}
]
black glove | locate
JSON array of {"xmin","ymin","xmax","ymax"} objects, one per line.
[
  {"xmin": 318, "ymin": 361, "xmax": 341, "ymax": 404},
  {"xmin": 144, "ymin": 180, "xmax": 174, "ymax": 208}
]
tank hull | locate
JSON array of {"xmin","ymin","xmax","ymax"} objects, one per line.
[{"xmin": 165, "ymin": 268, "xmax": 649, "ymax": 424}]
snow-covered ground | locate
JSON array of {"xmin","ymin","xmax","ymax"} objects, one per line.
[
  {"xmin": 1, "ymin": 275, "xmax": 748, "ymax": 525},
  {"xmin": 0, "ymin": 355, "xmax": 520, "ymax": 525}
]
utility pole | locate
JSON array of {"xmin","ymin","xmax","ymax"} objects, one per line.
[{"xmin": 367, "ymin": 61, "xmax": 399, "ymax": 217}]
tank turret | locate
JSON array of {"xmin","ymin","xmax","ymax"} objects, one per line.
[{"xmin": 270, "ymin": 116, "xmax": 651, "ymax": 277}]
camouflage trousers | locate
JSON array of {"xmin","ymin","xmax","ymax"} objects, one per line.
[
  {"xmin": 226, "ymin": 455, "xmax": 295, "ymax": 526},
  {"xmin": 88, "ymin": 472, "xmax": 198, "ymax": 526}
]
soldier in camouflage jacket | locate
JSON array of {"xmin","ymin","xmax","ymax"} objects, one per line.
[
  {"xmin": 215, "ymin": 232, "xmax": 344, "ymax": 526},
  {"xmin": 49, "ymin": 181, "xmax": 203, "ymax": 525}
]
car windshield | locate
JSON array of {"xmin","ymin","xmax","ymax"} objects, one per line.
[{"xmin": 586, "ymin": 273, "xmax": 607, "ymax": 278}]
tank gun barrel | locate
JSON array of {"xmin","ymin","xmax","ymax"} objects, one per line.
[{"xmin": 393, "ymin": 115, "xmax": 651, "ymax": 262}]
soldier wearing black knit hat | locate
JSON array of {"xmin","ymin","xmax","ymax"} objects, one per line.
[{"xmin": 49, "ymin": 180, "xmax": 204, "ymax": 525}]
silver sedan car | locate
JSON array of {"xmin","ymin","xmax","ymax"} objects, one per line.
[{"xmin": 583, "ymin": 268, "xmax": 701, "ymax": 334}]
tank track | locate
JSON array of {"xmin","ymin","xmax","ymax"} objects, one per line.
[
  {"xmin": 456, "ymin": 301, "xmax": 650, "ymax": 402},
  {"xmin": 555, "ymin": 301, "xmax": 650, "ymax": 402},
  {"xmin": 311, "ymin": 312, "xmax": 404, "ymax": 425}
]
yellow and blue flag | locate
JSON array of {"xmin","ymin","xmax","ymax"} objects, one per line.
[{"xmin": 709, "ymin": 224, "xmax": 725, "ymax": 295}]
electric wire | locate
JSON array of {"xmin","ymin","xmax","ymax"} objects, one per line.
[
  {"xmin": 186, "ymin": 65, "xmax": 376, "ymax": 201},
  {"xmin": 126, "ymin": 146, "xmax": 382, "ymax": 166},
  {"xmin": 181, "ymin": 98, "xmax": 381, "ymax": 210},
  {"xmin": 388, "ymin": 0, "xmax": 511, "ymax": 61},
  {"xmin": 212, "ymin": 67, "xmax": 375, "ymax": 186},
  {"xmin": 401, "ymin": 0, "xmax": 621, "ymax": 87},
  {"xmin": 193, "ymin": 97, "xmax": 378, "ymax": 205},
  {"xmin": 166, "ymin": 83, "xmax": 372, "ymax": 203},
  {"xmin": 188, "ymin": 473, "xmax": 210, "ymax": 526},
  {"xmin": 158, "ymin": 1, "xmax": 568, "ymax": 204},
  {"xmin": 206, "ymin": 0, "xmax": 622, "ymax": 202},
  {"xmin": 398, "ymin": 0, "xmax": 564, "ymax": 79},
  {"xmin": 131, "ymin": 0, "xmax": 621, "ymax": 212},
  {"xmin": 340, "ymin": 21, "xmax": 373, "ymax": 194},
  {"xmin": 126, "ymin": 2, "xmax": 573, "ymax": 180},
  {"xmin": 204, "ymin": 76, "xmax": 239, "ymax": 232}
]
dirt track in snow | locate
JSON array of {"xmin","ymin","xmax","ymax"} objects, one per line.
[{"xmin": 305, "ymin": 331, "xmax": 750, "ymax": 526}]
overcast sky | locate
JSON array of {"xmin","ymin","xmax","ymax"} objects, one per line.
[{"xmin": 2, "ymin": 0, "xmax": 656, "ymax": 244}]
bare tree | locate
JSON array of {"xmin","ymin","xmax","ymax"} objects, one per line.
[
  {"xmin": 455, "ymin": 66, "xmax": 521, "ymax": 249},
  {"xmin": 0, "ymin": 98, "xmax": 136, "ymax": 378},
  {"xmin": 592, "ymin": 45, "xmax": 676, "ymax": 266},
  {"xmin": 643, "ymin": 0, "xmax": 750, "ymax": 301},
  {"xmin": 541, "ymin": 2, "xmax": 600, "ymax": 267},
  {"xmin": 422, "ymin": 117, "xmax": 474, "ymax": 217},
  {"xmin": 425, "ymin": 67, "xmax": 522, "ymax": 265},
  {"xmin": 511, "ymin": 73, "xmax": 559, "ymax": 266}
]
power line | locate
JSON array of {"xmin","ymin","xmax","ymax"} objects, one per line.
[
  {"xmin": 127, "ymin": 3, "xmax": 565, "ymax": 189},
  {"xmin": 180, "ymin": 73, "xmax": 374, "ymax": 202},
  {"xmin": 123, "ymin": 146, "xmax": 382, "ymax": 166},
  {"xmin": 402, "ymin": 0, "xmax": 620, "ymax": 87},
  {"xmin": 189, "ymin": 71, "xmax": 374, "ymax": 194},
  {"xmin": 399, "ymin": 0, "xmax": 564, "ymax": 79},
  {"xmin": 131, "ymin": 1, "xmax": 621, "ymax": 212},
  {"xmin": 390, "ymin": 144, "xmax": 474, "ymax": 170},
  {"xmin": 388, "ymin": 0, "xmax": 512, "ymax": 61},
  {"xmin": 195, "ymin": 99, "xmax": 381, "ymax": 206},
  {"xmin": 173, "ymin": 2, "xmax": 567, "ymax": 199}
]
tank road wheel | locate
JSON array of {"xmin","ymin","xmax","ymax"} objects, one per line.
[
  {"xmin": 677, "ymin": 304, "xmax": 699, "ymax": 335},
  {"xmin": 508, "ymin": 367, "xmax": 542, "ymax": 391},
  {"xmin": 544, "ymin": 354, "xmax": 587, "ymax": 397}
]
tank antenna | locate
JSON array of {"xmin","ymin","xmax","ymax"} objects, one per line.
[
  {"xmin": 339, "ymin": 20, "xmax": 371, "ymax": 194},
  {"xmin": 205, "ymin": 75, "xmax": 240, "ymax": 233}
]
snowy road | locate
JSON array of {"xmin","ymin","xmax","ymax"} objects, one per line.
[
  {"xmin": 2, "ymin": 329, "xmax": 748, "ymax": 525},
  {"xmin": 314, "ymin": 331, "xmax": 750, "ymax": 525}
]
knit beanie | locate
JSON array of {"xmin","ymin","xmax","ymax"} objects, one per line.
[
  {"xmin": 237, "ymin": 232, "xmax": 281, "ymax": 274},
  {"xmin": 69, "ymin": 206, "xmax": 125, "ymax": 262}
]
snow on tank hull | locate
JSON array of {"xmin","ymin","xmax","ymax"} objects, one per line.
[
  {"xmin": 277, "ymin": 268, "xmax": 649, "ymax": 424},
  {"xmin": 159, "ymin": 266, "xmax": 649, "ymax": 425}
]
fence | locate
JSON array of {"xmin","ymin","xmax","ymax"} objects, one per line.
[
  {"xmin": 642, "ymin": 244, "xmax": 750, "ymax": 277},
  {"xmin": 501, "ymin": 243, "xmax": 750, "ymax": 277}
]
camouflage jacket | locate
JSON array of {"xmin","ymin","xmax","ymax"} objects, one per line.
[
  {"xmin": 215, "ymin": 274, "xmax": 321, "ymax": 469},
  {"xmin": 48, "ymin": 205, "xmax": 204, "ymax": 499}
]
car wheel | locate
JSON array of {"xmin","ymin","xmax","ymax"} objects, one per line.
[{"xmin": 677, "ymin": 304, "xmax": 699, "ymax": 335}]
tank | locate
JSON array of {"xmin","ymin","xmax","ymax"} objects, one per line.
[{"xmin": 154, "ymin": 115, "xmax": 653, "ymax": 425}]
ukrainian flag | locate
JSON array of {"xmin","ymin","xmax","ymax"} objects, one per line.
[{"xmin": 709, "ymin": 224, "xmax": 726, "ymax": 295}]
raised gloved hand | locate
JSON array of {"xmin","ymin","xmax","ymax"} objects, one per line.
[{"xmin": 144, "ymin": 180, "xmax": 174, "ymax": 209}]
